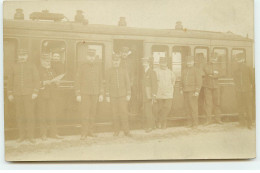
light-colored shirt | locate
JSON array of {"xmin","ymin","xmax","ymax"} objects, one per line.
[{"xmin": 154, "ymin": 68, "xmax": 176, "ymax": 99}]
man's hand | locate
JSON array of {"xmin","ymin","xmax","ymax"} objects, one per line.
[
  {"xmin": 76, "ymin": 96, "xmax": 82, "ymax": 102},
  {"xmin": 99, "ymin": 95, "xmax": 104, "ymax": 102},
  {"xmin": 8, "ymin": 95, "xmax": 14, "ymax": 102},
  {"xmin": 213, "ymin": 70, "xmax": 219, "ymax": 75},
  {"xmin": 152, "ymin": 95, "xmax": 157, "ymax": 104},
  {"xmin": 194, "ymin": 92, "xmax": 199, "ymax": 97},
  {"xmin": 126, "ymin": 95, "xmax": 131, "ymax": 101},
  {"xmin": 43, "ymin": 80, "xmax": 52, "ymax": 85},
  {"xmin": 180, "ymin": 90, "xmax": 183, "ymax": 94},
  {"xmin": 106, "ymin": 97, "xmax": 110, "ymax": 103},
  {"xmin": 32, "ymin": 93, "xmax": 38, "ymax": 100}
]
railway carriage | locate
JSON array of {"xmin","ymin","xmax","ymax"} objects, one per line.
[{"xmin": 3, "ymin": 12, "xmax": 255, "ymax": 139}]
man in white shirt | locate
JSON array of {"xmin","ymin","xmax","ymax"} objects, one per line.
[{"xmin": 154, "ymin": 57, "xmax": 176, "ymax": 129}]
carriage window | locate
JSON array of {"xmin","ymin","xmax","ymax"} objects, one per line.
[
  {"xmin": 76, "ymin": 42, "xmax": 104, "ymax": 67},
  {"xmin": 172, "ymin": 46, "xmax": 191, "ymax": 81},
  {"xmin": 232, "ymin": 49, "xmax": 246, "ymax": 62},
  {"xmin": 151, "ymin": 45, "xmax": 169, "ymax": 67},
  {"xmin": 4, "ymin": 38, "xmax": 18, "ymax": 77},
  {"xmin": 213, "ymin": 48, "xmax": 228, "ymax": 76},
  {"xmin": 194, "ymin": 47, "xmax": 209, "ymax": 63},
  {"xmin": 41, "ymin": 40, "xmax": 66, "ymax": 75}
]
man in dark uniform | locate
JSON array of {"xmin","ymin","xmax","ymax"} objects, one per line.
[
  {"xmin": 75, "ymin": 49, "xmax": 104, "ymax": 140},
  {"xmin": 38, "ymin": 53, "xmax": 63, "ymax": 141},
  {"xmin": 180, "ymin": 56, "xmax": 202, "ymax": 128},
  {"xmin": 105, "ymin": 54, "xmax": 132, "ymax": 137},
  {"xmin": 141, "ymin": 57, "xmax": 158, "ymax": 132},
  {"xmin": 233, "ymin": 55, "xmax": 253, "ymax": 129},
  {"xmin": 7, "ymin": 49, "xmax": 40, "ymax": 143},
  {"xmin": 203, "ymin": 55, "xmax": 223, "ymax": 124}
]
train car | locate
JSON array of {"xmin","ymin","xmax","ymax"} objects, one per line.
[{"xmin": 3, "ymin": 11, "xmax": 255, "ymax": 139}]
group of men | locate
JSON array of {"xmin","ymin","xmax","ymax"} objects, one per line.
[
  {"xmin": 7, "ymin": 49, "xmax": 64, "ymax": 143},
  {"xmin": 7, "ymin": 47, "xmax": 254, "ymax": 143}
]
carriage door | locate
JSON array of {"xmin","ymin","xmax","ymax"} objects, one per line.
[
  {"xmin": 4, "ymin": 38, "xmax": 18, "ymax": 130},
  {"xmin": 170, "ymin": 46, "xmax": 191, "ymax": 117},
  {"xmin": 113, "ymin": 39, "xmax": 143, "ymax": 118}
]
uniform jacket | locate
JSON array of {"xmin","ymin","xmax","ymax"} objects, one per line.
[
  {"xmin": 203, "ymin": 62, "xmax": 221, "ymax": 88},
  {"xmin": 51, "ymin": 61, "xmax": 65, "ymax": 75},
  {"xmin": 154, "ymin": 67, "xmax": 176, "ymax": 99},
  {"xmin": 181, "ymin": 66, "xmax": 202, "ymax": 93},
  {"xmin": 142, "ymin": 68, "xmax": 158, "ymax": 101},
  {"xmin": 75, "ymin": 62, "xmax": 104, "ymax": 96},
  {"xmin": 7, "ymin": 61, "xmax": 40, "ymax": 96},
  {"xmin": 233, "ymin": 63, "xmax": 253, "ymax": 92},
  {"xmin": 39, "ymin": 66, "xmax": 58, "ymax": 98},
  {"xmin": 105, "ymin": 67, "xmax": 131, "ymax": 98}
]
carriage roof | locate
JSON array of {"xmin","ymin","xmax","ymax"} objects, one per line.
[{"xmin": 3, "ymin": 19, "xmax": 253, "ymax": 42}]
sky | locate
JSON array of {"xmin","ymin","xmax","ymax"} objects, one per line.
[{"xmin": 3, "ymin": 0, "xmax": 254, "ymax": 38}]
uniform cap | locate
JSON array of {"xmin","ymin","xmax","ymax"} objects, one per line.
[{"xmin": 41, "ymin": 52, "xmax": 51, "ymax": 60}]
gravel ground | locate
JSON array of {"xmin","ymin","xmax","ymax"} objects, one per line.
[{"xmin": 5, "ymin": 122, "xmax": 256, "ymax": 161}]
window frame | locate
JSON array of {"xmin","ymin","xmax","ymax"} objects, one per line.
[
  {"xmin": 75, "ymin": 41, "xmax": 105, "ymax": 74},
  {"xmin": 213, "ymin": 47, "xmax": 229, "ymax": 75},
  {"xmin": 172, "ymin": 46, "xmax": 191, "ymax": 81},
  {"xmin": 151, "ymin": 45, "xmax": 169, "ymax": 65},
  {"xmin": 194, "ymin": 46, "xmax": 209, "ymax": 62},
  {"xmin": 40, "ymin": 39, "xmax": 68, "ymax": 71},
  {"xmin": 231, "ymin": 48, "xmax": 246, "ymax": 63}
]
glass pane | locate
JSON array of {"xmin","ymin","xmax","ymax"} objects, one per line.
[
  {"xmin": 41, "ymin": 40, "xmax": 66, "ymax": 75},
  {"xmin": 77, "ymin": 43, "xmax": 103, "ymax": 67},
  {"xmin": 232, "ymin": 49, "xmax": 245, "ymax": 62},
  {"xmin": 151, "ymin": 45, "xmax": 168, "ymax": 66},
  {"xmin": 172, "ymin": 52, "xmax": 182, "ymax": 80},
  {"xmin": 4, "ymin": 39, "xmax": 17, "ymax": 77},
  {"xmin": 195, "ymin": 48, "xmax": 208, "ymax": 62},
  {"xmin": 213, "ymin": 48, "xmax": 227, "ymax": 76}
]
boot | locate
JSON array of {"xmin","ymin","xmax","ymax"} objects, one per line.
[
  {"xmin": 41, "ymin": 135, "xmax": 47, "ymax": 141},
  {"xmin": 80, "ymin": 135, "xmax": 87, "ymax": 140},
  {"xmin": 113, "ymin": 131, "xmax": 119, "ymax": 137},
  {"xmin": 124, "ymin": 132, "xmax": 132, "ymax": 137},
  {"xmin": 28, "ymin": 138, "xmax": 36, "ymax": 144},
  {"xmin": 17, "ymin": 137, "xmax": 25, "ymax": 143}
]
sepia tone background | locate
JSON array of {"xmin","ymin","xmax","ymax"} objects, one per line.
[
  {"xmin": 3, "ymin": 0, "xmax": 254, "ymax": 38},
  {"xmin": 3, "ymin": 0, "xmax": 256, "ymax": 161}
]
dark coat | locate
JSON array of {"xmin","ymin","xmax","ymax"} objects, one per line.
[
  {"xmin": 105, "ymin": 67, "xmax": 131, "ymax": 98},
  {"xmin": 51, "ymin": 61, "xmax": 65, "ymax": 75},
  {"xmin": 39, "ymin": 66, "xmax": 57, "ymax": 98},
  {"xmin": 202, "ymin": 62, "xmax": 221, "ymax": 88},
  {"xmin": 7, "ymin": 61, "xmax": 40, "ymax": 96},
  {"xmin": 181, "ymin": 66, "xmax": 202, "ymax": 92},
  {"xmin": 142, "ymin": 68, "xmax": 158, "ymax": 101},
  {"xmin": 75, "ymin": 62, "xmax": 104, "ymax": 96},
  {"xmin": 233, "ymin": 63, "xmax": 253, "ymax": 92}
]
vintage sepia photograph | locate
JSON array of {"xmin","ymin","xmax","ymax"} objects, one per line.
[{"xmin": 3, "ymin": 0, "xmax": 256, "ymax": 161}]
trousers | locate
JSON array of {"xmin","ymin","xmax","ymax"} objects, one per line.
[
  {"xmin": 143, "ymin": 100, "xmax": 155, "ymax": 129},
  {"xmin": 14, "ymin": 95, "xmax": 35, "ymax": 139},
  {"xmin": 204, "ymin": 88, "xmax": 221, "ymax": 121},
  {"xmin": 155, "ymin": 99, "xmax": 172, "ymax": 127},
  {"xmin": 80, "ymin": 94, "xmax": 98, "ymax": 136},
  {"xmin": 111, "ymin": 97, "xmax": 130, "ymax": 134},
  {"xmin": 236, "ymin": 91, "xmax": 253, "ymax": 127},
  {"xmin": 37, "ymin": 96, "xmax": 58, "ymax": 137},
  {"xmin": 183, "ymin": 92, "xmax": 199, "ymax": 126}
]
